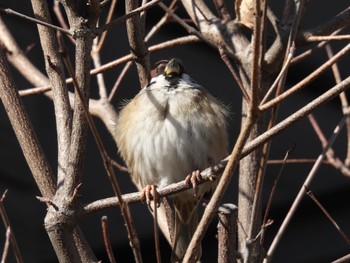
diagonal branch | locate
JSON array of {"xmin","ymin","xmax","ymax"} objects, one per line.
[
  {"xmin": 0, "ymin": 49, "xmax": 56, "ymax": 198},
  {"xmin": 31, "ymin": 0, "xmax": 72, "ymax": 188},
  {"xmin": 264, "ymin": 112, "xmax": 348, "ymax": 262}
]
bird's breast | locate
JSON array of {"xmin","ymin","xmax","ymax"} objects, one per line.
[{"xmin": 115, "ymin": 87, "xmax": 228, "ymax": 189}]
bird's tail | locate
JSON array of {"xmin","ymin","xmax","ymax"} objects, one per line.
[{"xmin": 171, "ymin": 204, "xmax": 200, "ymax": 262}]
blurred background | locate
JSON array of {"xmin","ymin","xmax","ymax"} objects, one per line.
[{"xmin": 0, "ymin": 1, "xmax": 350, "ymax": 262}]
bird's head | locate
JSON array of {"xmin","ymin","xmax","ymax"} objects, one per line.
[{"xmin": 149, "ymin": 58, "xmax": 185, "ymax": 81}]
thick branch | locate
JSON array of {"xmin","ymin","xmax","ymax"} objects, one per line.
[
  {"xmin": 125, "ymin": 0, "xmax": 150, "ymax": 87},
  {"xmin": 0, "ymin": 49, "xmax": 55, "ymax": 198},
  {"xmin": 31, "ymin": 0, "xmax": 72, "ymax": 186}
]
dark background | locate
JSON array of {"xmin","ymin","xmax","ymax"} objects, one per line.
[{"xmin": 0, "ymin": 1, "xmax": 350, "ymax": 262}]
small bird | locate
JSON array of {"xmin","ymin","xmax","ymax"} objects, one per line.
[{"xmin": 114, "ymin": 58, "xmax": 229, "ymax": 261}]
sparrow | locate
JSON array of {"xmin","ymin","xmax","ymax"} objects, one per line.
[{"xmin": 114, "ymin": 58, "xmax": 229, "ymax": 262}]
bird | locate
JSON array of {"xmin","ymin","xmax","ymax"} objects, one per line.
[{"xmin": 114, "ymin": 58, "xmax": 229, "ymax": 262}]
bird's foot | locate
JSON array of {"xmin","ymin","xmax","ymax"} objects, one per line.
[
  {"xmin": 140, "ymin": 184, "xmax": 160, "ymax": 211},
  {"xmin": 185, "ymin": 170, "xmax": 202, "ymax": 197}
]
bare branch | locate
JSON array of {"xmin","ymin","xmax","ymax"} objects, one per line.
[
  {"xmin": 219, "ymin": 46, "xmax": 250, "ymax": 102},
  {"xmin": 299, "ymin": 6, "xmax": 350, "ymax": 44},
  {"xmin": 60, "ymin": 39, "xmax": 143, "ymax": 262},
  {"xmin": 305, "ymin": 187, "xmax": 350, "ymax": 246},
  {"xmin": 260, "ymin": 42, "xmax": 350, "ymax": 112},
  {"xmin": 152, "ymin": 186, "xmax": 161, "ymax": 263},
  {"xmin": 308, "ymin": 114, "xmax": 350, "ymax": 178},
  {"xmin": 125, "ymin": 0, "xmax": 151, "ymax": 87},
  {"xmin": 0, "ymin": 190, "xmax": 23, "ymax": 263},
  {"xmin": 332, "ymin": 254, "xmax": 350, "ymax": 263},
  {"xmin": 326, "ymin": 44, "xmax": 350, "ymax": 166},
  {"xmin": 100, "ymin": 0, "xmax": 162, "ymax": 33},
  {"xmin": 101, "ymin": 216, "xmax": 117, "ymax": 263},
  {"xmin": 31, "ymin": 0, "xmax": 72, "ymax": 188},
  {"xmin": 0, "ymin": 7, "xmax": 71, "ymax": 35},
  {"xmin": 246, "ymin": 76, "xmax": 350, "ymax": 158},
  {"xmin": 261, "ymin": 147, "xmax": 294, "ymax": 244},
  {"xmin": 306, "ymin": 35, "xmax": 350, "ymax": 42},
  {"xmin": 264, "ymin": 112, "xmax": 348, "ymax": 263},
  {"xmin": 217, "ymin": 204, "xmax": 237, "ymax": 263},
  {"xmin": 1, "ymin": 227, "xmax": 11, "ymax": 263},
  {"xmin": 0, "ymin": 49, "xmax": 56, "ymax": 198}
]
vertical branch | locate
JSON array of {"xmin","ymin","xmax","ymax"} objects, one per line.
[
  {"xmin": 238, "ymin": 0, "xmax": 264, "ymax": 261},
  {"xmin": 60, "ymin": 40, "xmax": 143, "ymax": 263},
  {"xmin": 125, "ymin": 0, "xmax": 151, "ymax": 87},
  {"xmin": 59, "ymin": 0, "xmax": 98, "ymax": 197},
  {"xmin": 31, "ymin": 0, "xmax": 72, "ymax": 190},
  {"xmin": 251, "ymin": 2, "xmax": 306, "ymax": 259},
  {"xmin": 34, "ymin": 1, "xmax": 100, "ymax": 262},
  {"xmin": 101, "ymin": 216, "xmax": 117, "ymax": 263},
  {"xmin": 217, "ymin": 204, "xmax": 237, "ymax": 263}
]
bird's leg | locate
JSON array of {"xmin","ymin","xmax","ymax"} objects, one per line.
[
  {"xmin": 185, "ymin": 170, "xmax": 202, "ymax": 197},
  {"xmin": 140, "ymin": 184, "xmax": 160, "ymax": 211}
]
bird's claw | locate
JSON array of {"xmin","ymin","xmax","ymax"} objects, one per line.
[
  {"xmin": 185, "ymin": 170, "xmax": 202, "ymax": 197},
  {"xmin": 140, "ymin": 184, "xmax": 160, "ymax": 211}
]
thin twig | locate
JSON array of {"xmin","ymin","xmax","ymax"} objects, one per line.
[
  {"xmin": 260, "ymin": 42, "xmax": 350, "ymax": 112},
  {"xmin": 260, "ymin": 44, "xmax": 295, "ymax": 105},
  {"xmin": 97, "ymin": 0, "xmax": 117, "ymax": 52},
  {"xmin": 246, "ymin": 76, "xmax": 350, "ymax": 161},
  {"xmin": 1, "ymin": 227, "xmax": 11, "ymax": 263},
  {"xmin": 108, "ymin": 5, "xmax": 175, "ymax": 102},
  {"xmin": 261, "ymin": 146, "xmax": 294, "ymax": 244},
  {"xmin": 305, "ymin": 186, "xmax": 350, "ymax": 247},
  {"xmin": 100, "ymin": 0, "xmax": 162, "ymax": 33},
  {"xmin": 219, "ymin": 46, "xmax": 249, "ymax": 103},
  {"xmin": 0, "ymin": 190, "xmax": 23, "ymax": 263},
  {"xmin": 292, "ymin": 28, "xmax": 344, "ymax": 64},
  {"xmin": 53, "ymin": 2, "xmax": 75, "ymax": 44},
  {"xmin": 92, "ymin": 37, "xmax": 108, "ymax": 100},
  {"xmin": 111, "ymin": 159, "xmax": 129, "ymax": 173},
  {"xmin": 267, "ymin": 158, "xmax": 331, "ymax": 165},
  {"xmin": 308, "ymin": 114, "xmax": 350, "ymax": 178},
  {"xmin": 19, "ymin": 35, "xmax": 200, "ymax": 97},
  {"xmin": 108, "ymin": 61, "xmax": 133, "ymax": 102},
  {"xmin": 306, "ymin": 35, "xmax": 350, "ymax": 42},
  {"xmin": 152, "ymin": 186, "xmax": 161, "ymax": 263},
  {"xmin": 264, "ymin": 112, "xmax": 348, "ymax": 263},
  {"xmin": 158, "ymin": 2, "xmax": 229, "ymax": 55},
  {"xmin": 0, "ymin": 7, "xmax": 71, "ymax": 35},
  {"xmin": 101, "ymin": 216, "xmax": 117, "ymax": 263},
  {"xmin": 326, "ymin": 44, "xmax": 350, "ymax": 166}
]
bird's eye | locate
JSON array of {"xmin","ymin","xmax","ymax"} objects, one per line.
[{"xmin": 156, "ymin": 65, "xmax": 165, "ymax": 75}]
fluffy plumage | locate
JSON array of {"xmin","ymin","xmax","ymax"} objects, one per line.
[{"xmin": 114, "ymin": 58, "xmax": 229, "ymax": 261}]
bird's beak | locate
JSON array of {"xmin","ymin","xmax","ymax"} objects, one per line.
[{"xmin": 163, "ymin": 59, "xmax": 181, "ymax": 76}]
